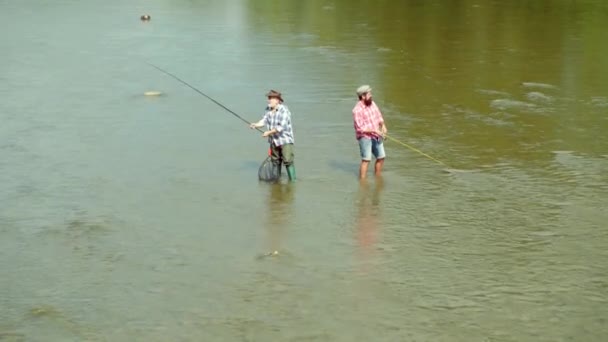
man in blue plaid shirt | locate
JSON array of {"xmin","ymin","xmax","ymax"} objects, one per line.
[{"xmin": 250, "ymin": 90, "xmax": 296, "ymax": 182}]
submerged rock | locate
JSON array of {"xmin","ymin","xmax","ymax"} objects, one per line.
[
  {"xmin": 522, "ymin": 82, "xmax": 558, "ymax": 90},
  {"xmin": 590, "ymin": 97, "xmax": 608, "ymax": 108},
  {"xmin": 490, "ymin": 98, "xmax": 536, "ymax": 110},
  {"xmin": 476, "ymin": 89, "xmax": 511, "ymax": 97},
  {"xmin": 526, "ymin": 91, "xmax": 554, "ymax": 103}
]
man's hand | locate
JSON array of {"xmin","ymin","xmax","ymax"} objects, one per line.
[
  {"xmin": 263, "ymin": 129, "xmax": 278, "ymax": 137},
  {"xmin": 249, "ymin": 123, "xmax": 257, "ymax": 129},
  {"xmin": 364, "ymin": 128, "xmax": 384, "ymax": 137}
]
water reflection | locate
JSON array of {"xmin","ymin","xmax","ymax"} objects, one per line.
[
  {"xmin": 263, "ymin": 183, "xmax": 295, "ymax": 255},
  {"xmin": 245, "ymin": 0, "xmax": 608, "ymax": 167},
  {"xmin": 3, "ymin": 0, "xmax": 608, "ymax": 340},
  {"xmin": 355, "ymin": 176, "xmax": 385, "ymax": 272}
]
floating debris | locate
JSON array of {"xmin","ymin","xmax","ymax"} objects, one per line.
[
  {"xmin": 144, "ymin": 91, "xmax": 162, "ymax": 96},
  {"xmin": 441, "ymin": 168, "xmax": 482, "ymax": 174},
  {"xmin": 255, "ymin": 250, "xmax": 280, "ymax": 260}
]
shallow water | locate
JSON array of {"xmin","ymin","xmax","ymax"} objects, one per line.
[{"xmin": 1, "ymin": 0, "xmax": 607, "ymax": 341}]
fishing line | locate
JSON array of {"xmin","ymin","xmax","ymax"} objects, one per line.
[
  {"xmin": 383, "ymin": 133, "xmax": 450, "ymax": 167},
  {"xmin": 145, "ymin": 62, "xmax": 264, "ymax": 133}
]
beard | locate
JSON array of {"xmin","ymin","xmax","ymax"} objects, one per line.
[{"xmin": 363, "ymin": 98, "xmax": 373, "ymax": 106}]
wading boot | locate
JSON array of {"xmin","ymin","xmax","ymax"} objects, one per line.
[
  {"xmin": 286, "ymin": 164, "xmax": 296, "ymax": 182},
  {"xmin": 274, "ymin": 162, "xmax": 282, "ymax": 181}
]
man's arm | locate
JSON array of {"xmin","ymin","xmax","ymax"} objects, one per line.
[
  {"xmin": 249, "ymin": 113, "xmax": 267, "ymax": 129},
  {"xmin": 263, "ymin": 108, "xmax": 289, "ymax": 137},
  {"xmin": 249, "ymin": 119, "xmax": 263, "ymax": 128},
  {"xmin": 263, "ymin": 127, "xmax": 278, "ymax": 137},
  {"xmin": 375, "ymin": 104, "xmax": 387, "ymax": 135},
  {"xmin": 353, "ymin": 108, "xmax": 367, "ymax": 132},
  {"xmin": 274, "ymin": 107, "xmax": 290, "ymax": 133},
  {"xmin": 379, "ymin": 120, "xmax": 387, "ymax": 135}
]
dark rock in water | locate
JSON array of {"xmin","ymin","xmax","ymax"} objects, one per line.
[{"xmin": 141, "ymin": 14, "xmax": 151, "ymax": 21}]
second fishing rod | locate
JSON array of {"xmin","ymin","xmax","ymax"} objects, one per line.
[{"xmin": 146, "ymin": 62, "xmax": 264, "ymax": 134}]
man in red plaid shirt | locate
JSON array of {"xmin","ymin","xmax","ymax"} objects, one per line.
[{"xmin": 352, "ymin": 85, "xmax": 388, "ymax": 179}]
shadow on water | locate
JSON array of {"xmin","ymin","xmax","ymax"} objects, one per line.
[
  {"xmin": 328, "ymin": 159, "xmax": 359, "ymax": 176},
  {"xmin": 37, "ymin": 212, "xmax": 117, "ymax": 257},
  {"xmin": 0, "ymin": 305, "xmax": 95, "ymax": 341},
  {"xmin": 240, "ymin": 159, "xmax": 262, "ymax": 171},
  {"xmin": 0, "ymin": 331, "xmax": 26, "ymax": 342}
]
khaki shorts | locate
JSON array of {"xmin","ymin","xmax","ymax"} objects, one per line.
[{"xmin": 270, "ymin": 143, "xmax": 294, "ymax": 166}]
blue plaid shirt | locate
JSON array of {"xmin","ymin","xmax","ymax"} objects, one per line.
[{"xmin": 263, "ymin": 104, "xmax": 295, "ymax": 146}]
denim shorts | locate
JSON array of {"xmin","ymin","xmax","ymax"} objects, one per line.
[{"xmin": 358, "ymin": 137, "xmax": 385, "ymax": 161}]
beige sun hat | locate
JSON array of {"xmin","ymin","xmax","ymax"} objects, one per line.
[{"xmin": 356, "ymin": 85, "xmax": 372, "ymax": 96}]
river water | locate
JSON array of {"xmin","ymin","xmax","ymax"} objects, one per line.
[{"xmin": 1, "ymin": 0, "xmax": 607, "ymax": 341}]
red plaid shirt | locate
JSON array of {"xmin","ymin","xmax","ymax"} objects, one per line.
[{"xmin": 352, "ymin": 100, "xmax": 384, "ymax": 139}]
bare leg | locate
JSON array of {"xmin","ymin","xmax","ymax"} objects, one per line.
[
  {"xmin": 359, "ymin": 160, "xmax": 370, "ymax": 179},
  {"xmin": 374, "ymin": 158, "xmax": 384, "ymax": 176}
]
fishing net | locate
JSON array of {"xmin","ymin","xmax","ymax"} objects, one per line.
[{"xmin": 258, "ymin": 148, "xmax": 282, "ymax": 182}]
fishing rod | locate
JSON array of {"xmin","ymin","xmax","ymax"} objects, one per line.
[
  {"xmin": 147, "ymin": 62, "xmax": 453, "ymax": 169},
  {"xmin": 145, "ymin": 62, "xmax": 264, "ymax": 133}
]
